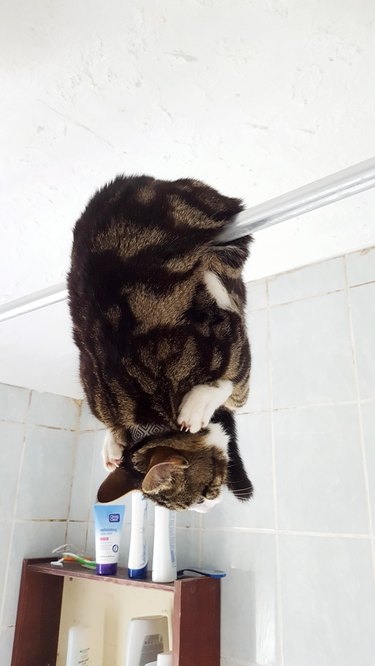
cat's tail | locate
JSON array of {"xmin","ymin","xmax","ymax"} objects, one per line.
[
  {"xmin": 166, "ymin": 177, "xmax": 250, "ymax": 259},
  {"xmin": 148, "ymin": 177, "xmax": 251, "ymax": 273},
  {"xmin": 77, "ymin": 175, "xmax": 251, "ymax": 269}
]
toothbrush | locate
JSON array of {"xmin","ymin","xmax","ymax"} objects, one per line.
[
  {"xmin": 51, "ymin": 552, "xmax": 96, "ymax": 569},
  {"xmin": 177, "ymin": 568, "xmax": 226, "ymax": 578}
]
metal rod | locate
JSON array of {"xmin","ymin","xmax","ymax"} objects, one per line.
[
  {"xmin": 217, "ymin": 156, "xmax": 375, "ymax": 242},
  {"xmin": 0, "ymin": 283, "xmax": 68, "ymax": 323},
  {"xmin": 1, "ymin": 156, "xmax": 375, "ymax": 323}
]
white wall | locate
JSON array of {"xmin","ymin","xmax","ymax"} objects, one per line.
[
  {"xmin": 203, "ymin": 245, "xmax": 375, "ymax": 665},
  {"xmin": 1, "ymin": 246, "xmax": 375, "ymax": 664},
  {"xmin": 66, "ymin": 246, "xmax": 375, "ymax": 666},
  {"xmin": 1, "ymin": 0, "xmax": 375, "ymax": 305},
  {"xmin": 0, "ymin": 385, "xmax": 79, "ymax": 665}
]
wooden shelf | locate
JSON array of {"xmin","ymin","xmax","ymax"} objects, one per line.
[
  {"xmin": 27, "ymin": 559, "xmax": 176, "ymax": 591},
  {"xmin": 11, "ymin": 558, "xmax": 220, "ymax": 666}
]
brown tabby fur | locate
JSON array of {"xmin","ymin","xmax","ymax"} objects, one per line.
[{"xmin": 68, "ymin": 175, "xmax": 253, "ymax": 510}]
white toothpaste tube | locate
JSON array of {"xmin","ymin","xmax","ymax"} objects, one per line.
[
  {"xmin": 128, "ymin": 490, "xmax": 148, "ymax": 579},
  {"xmin": 152, "ymin": 506, "xmax": 177, "ymax": 583}
]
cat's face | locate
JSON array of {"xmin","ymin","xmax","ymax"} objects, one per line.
[{"xmin": 97, "ymin": 428, "xmax": 229, "ymax": 511}]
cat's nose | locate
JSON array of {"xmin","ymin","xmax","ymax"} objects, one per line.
[{"xmin": 188, "ymin": 495, "xmax": 222, "ymax": 513}]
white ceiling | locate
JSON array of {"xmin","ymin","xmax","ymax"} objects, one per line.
[
  {"xmin": 1, "ymin": 0, "xmax": 375, "ymax": 397},
  {"xmin": 0, "ymin": 300, "xmax": 83, "ymax": 398}
]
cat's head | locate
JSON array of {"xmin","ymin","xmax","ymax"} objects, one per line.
[{"xmin": 97, "ymin": 422, "xmax": 253, "ymax": 511}]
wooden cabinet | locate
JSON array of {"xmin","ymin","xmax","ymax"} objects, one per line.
[{"xmin": 11, "ymin": 558, "xmax": 220, "ymax": 666}]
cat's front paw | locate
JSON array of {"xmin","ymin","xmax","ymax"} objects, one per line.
[
  {"xmin": 102, "ymin": 431, "xmax": 124, "ymax": 472},
  {"xmin": 177, "ymin": 380, "xmax": 233, "ymax": 434}
]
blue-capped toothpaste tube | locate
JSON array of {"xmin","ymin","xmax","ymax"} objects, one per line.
[
  {"xmin": 128, "ymin": 490, "xmax": 148, "ymax": 579},
  {"xmin": 93, "ymin": 503, "xmax": 125, "ymax": 575}
]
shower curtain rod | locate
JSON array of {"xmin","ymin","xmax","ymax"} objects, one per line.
[{"xmin": 1, "ymin": 156, "xmax": 375, "ymax": 323}]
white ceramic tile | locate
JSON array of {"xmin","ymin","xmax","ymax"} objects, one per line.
[
  {"xmin": 346, "ymin": 247, "xmax": 375, "ymax": 286},
  {"xmin": 271, "ymin": 291, "xmax": 356, "ymax": 408},
  {"xmin": 274, "ymin": 405, "xmax": 368, "ymax": 533},
  {"xmin": 0, "ymin": 384, "xmax": 29, "ymax": 423},
  {"xmin": 268, "ymin": 257, "xmax": 345, "ymax": 305},
  {"xmin": 91, "ymin": 429, "xmax": 109, "ymax": 503},
  {"xmin": 361, "ymin": 401, "xmax": 375, "ymax": 525},
  {"xmin": 2, "ymin": 521, "xmax": 67, "ymax": 626},
  {"xmin": 201, "ymin": 531, "xmax": 276, "ymax": 665},
  {"xmin": 350, "ymin": 282, "xmax": 375, "ymax": 399},
  {"xmin": 175, "ymin": 527, "xmax": 200, "ymax": 572},
  {"xmin": 0, "ymin": 626, "xmax": 15, "ymax": 666},
  {"xmin": 239, "ymin": 308, "xmax": 269, "ymax": 413},
  {"xmin": 246, "ymin": 279, "xmax": 267, "ymax": 311},
  {"xmin": 0, "ymin": 422, "xmax": 24, "ymax": 521},
  {"xmin": 28, "ymin": 390, "xmax": 79, "ymax": 429},
  {"xmin": 65, "ymin": 522, "xmax": 89, "ymax": 554},
  {"xmin": 79, "ymin": 399, "xmax": 101, "ymax": 431},
  {"xmin": 202, "ymin": 413, "xmax": 274, "ymax": 529},
  {"xmin": 16, "ymin": 426, "xmax": 75, "ymax": 520},
  {"xmin": 85, "ymin": 521, "xmax": 96, "ymax": 559},
  {"xmin": 0, "ymin": 523, "xmax": 12, "ymax": 618},
  {"xmin": 279, "ymin": 535, "xmax": 375, "ymax": 666},
  {"xmin": 176, "ymin": 506, "xmax": 198, "ymax": 528},
  {"xmin": 69, "ymin": 431, "xmax": 95, "ymax": 521}
]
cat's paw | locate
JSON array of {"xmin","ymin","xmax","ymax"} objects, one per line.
[
  {"xmin": 177, "ymin": 380, "xmax": 233, "ymax": 434},
  {"xmin": 102, "ymin": 431, "xmax": 124, "ymax": 472}
]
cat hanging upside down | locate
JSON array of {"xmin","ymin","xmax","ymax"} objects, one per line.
[{"xmin": 68, "ymin": 175, "xmax": 253, "ymax": 511}]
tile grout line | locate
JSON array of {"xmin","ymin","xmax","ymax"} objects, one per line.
[
  {"xmin": 85, "ymin": 418, "xmax": 101, "ymax": 552},
  {"xmin": 64, "ymin": 399, "xmax": 83, "ymax": 545},
  {"xmin": 344, "ymin": 256, "xmax": 375, "ymax": 587},
  {"xmin": 266, "ymin": 278, "xmax": 285, "ymax": 666},
  {"xmin": 237, "ymin": 396, "xmax": 375, "ymax": 417},
  {"xmin": 246, "ymin": 245, "xmax": 374, "ymax": 293},
  {"xmin": 4, "ymin": 396, "xmax": 375, "ymax": 426},
  {"xmin": 194, "ymin": 526, "xmax": 373, "ymax": 538},
  {"xmin": 0, "ymin": 389, "xmax": 32, "ymax": 629}
]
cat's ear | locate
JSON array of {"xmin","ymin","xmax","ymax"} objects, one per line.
[
  {"xmin": 97, "ymin": 467, "xmax": 139, "ymax": 503},
  {"xmin": 142, "ymin": 453, "xmax": 189, "ymax": 495}
]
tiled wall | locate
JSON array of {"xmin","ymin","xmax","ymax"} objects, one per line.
[
  {"xmin": 1, "ymin": 246, "xmax": 375, "ymax": 665},
  {"xmin": 65, "ymin": 246, "xmax": 375, "ymax": 666},
  {"xmin": 0, "ymin": 386, "xmax": 79, "ymax": 665},
  {"xmin": 202, "ymin": 246, "xmax": 375, "ymax": 666}
]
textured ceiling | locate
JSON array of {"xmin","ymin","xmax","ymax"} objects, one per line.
[{"xmin": 1, "ymin": 0, "xmax": 375, "ymax": 395}]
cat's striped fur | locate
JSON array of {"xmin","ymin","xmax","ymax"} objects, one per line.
[{"xmin": 68, "ymin": 175, "xmax": 253, "ymax": 510}]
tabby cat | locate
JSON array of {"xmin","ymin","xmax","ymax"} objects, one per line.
[{"xmin": 68, "ymin": 175, "xmax": 253, "ymax": 511}]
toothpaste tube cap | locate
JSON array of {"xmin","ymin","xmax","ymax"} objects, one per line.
[
  {"xmin": 96, "ymin": 562, "xmax": 117, "ymax": 576},
  {"xmin": 128, "ymin": 563, "xmax": 148, "ymax": 579}
]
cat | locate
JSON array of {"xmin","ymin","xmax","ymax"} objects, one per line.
[{"xmin": 67, "ymin": 175, "xmax": 253, "ymax": 511}]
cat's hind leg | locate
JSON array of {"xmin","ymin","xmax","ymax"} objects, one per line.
[
  {"xmin": 177, "ymin": 380, "xmax": 233, "ymax": 434},
  {"xmin": 102, "ymin": 431, "xmax": 124, "ymax": 471}
]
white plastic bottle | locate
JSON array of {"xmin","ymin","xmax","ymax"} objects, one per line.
[
  {"xmin": 128, "ymin": 490, "xmax": 148, "ymax": 578},
  {"xmin": 152, "ymin": 506, "xmax": 177, "ymax": 583},
  {"xmin": 157, "ymin": 652, "xmax": 173, "ymax": 665},
  {"xmin": 66, "ymin": 625, "xmax": 91, "ymax": 666}
]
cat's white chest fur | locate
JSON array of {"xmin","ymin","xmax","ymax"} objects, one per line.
[{"xmin": 203, "ymin": 270, "xmax": 238, "ymax": 312}]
